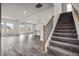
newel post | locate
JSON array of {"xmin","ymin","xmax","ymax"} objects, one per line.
[{"xmin": 40, "ymin": 25, "xmax": 46, "ymax": 53}]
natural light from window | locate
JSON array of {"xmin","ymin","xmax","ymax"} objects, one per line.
[
  {"xmin": 6, "ymin": 23, "xmax": 14, "ymax": 30},
  {"xmin": 67, "ymin": 4, "xmax": 72, "ymax": 12}
]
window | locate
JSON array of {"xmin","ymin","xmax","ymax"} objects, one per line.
[
  {"xmin": 6, "ymin": 23, "xmax": 14, "ymax": 32},
  {"xmin": 1, "ymin": 22, "xmax": 5, "ymax": 33},
  {"xmin": 67, "ymin": 4, "xmax": 72, "ymax": 12},
  {"xmin": 6, "ymin": 23, "xmax": 14, "ymax": 30}
]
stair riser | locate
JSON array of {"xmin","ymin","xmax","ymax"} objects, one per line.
[
  {"xmin": 58, "ymin": 20, "xmax": 74, "ymax": 22},
  {"xmin": 56, "ymin": 26, "xmax": 75, "ymax": 28},
  {"xmin": 56, "ymin": 25, "xmax": 75, "ymax": 27},
  {"xmin": 50, "ymin": 42, "xmax": 79, "ymax": 53},
  {"xmin": 57, "ymin": 24, "xmax": 75, "ymax": 26},
  {"xmin": 53, "ymin": 34, "xmax": 77, "ymax": 38},
  {"xmin": 58, "ymin": 22, "xmax": 74, "ymax": 24},
  {"xmin": 60, "ymin": 17, "xmax": 73, "ymax": 19},
  {"xmin": 55, "ymin": 28, "xmax": 75, "ymax": 30},
  {"xmin": 58, "ymin": 19, "xmax": 74, "ymax": 21},
  {"xmin": 51, "ymin": 37, "xmax": 79, "ymax": 45},
  {"xmin": 57, "ymin": 21, "xmax": 74, "ymax": 23},
  {"xmin": 54, "ymin": 30, "xmax": 76, "ymax": 33},
  {"xmin": 57, "ymin": 22, "xmax": 74, "ymax": 25},
  {"xmin": 48, "ymin": 12, "xmax": 79, "ymax": 56},
  {"xmin": 57, "ymin": 23, "xmax": 74, "ymax": 25}
]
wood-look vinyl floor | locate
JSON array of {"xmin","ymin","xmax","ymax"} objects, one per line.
[{"xmin": 1, "ymin": 34, "xmax": 52, "ymax": 56}]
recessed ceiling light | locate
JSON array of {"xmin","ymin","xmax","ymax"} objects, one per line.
[
  {"xmin": 24, "ymin": 11, "xmax": 26, "ymax": 14},
  {"xmin": 19, "ymin": 25, "xmax": 23, "ymax": 27}
]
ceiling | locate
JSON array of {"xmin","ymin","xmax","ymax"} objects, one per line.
[{"xmin": 2, "ymin": 3, "xmax": 53, "ymax": 20}]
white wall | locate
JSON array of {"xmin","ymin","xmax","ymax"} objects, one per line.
[
  {"xmin": 46, "ymin": 3, "xmax": 62, "ymax": 44},
  {"xmin": 53, "ymin": 3, "xmax": 62, "ymax": 30},
  {"xmin": 13, "ymin": 5, "xmax": 54, "ymax": 36},
  {"xmin": 72, "ymin": 4, "xmax": 79, "ymax": 39},
  {"xmin": 1, "ymin": 4, "xmax": 62, "ymax": 36},
  {"xmin": 34, "ymin": 6, "xmax": 54, "ymax": 35},
  {"xmin": 27, "ymin": 3, "xmax": 62, "ymax": 36},
  {"xmin": 62, "ymin": 3, "xmax": 67, "ymax": 13},
  {"xmin": 45, "ymin": 3, "xmax": 62, "ymax": 51},
  {"xmin": 21, "ymin": 6, "xmax": 54, "ymax": 36}
]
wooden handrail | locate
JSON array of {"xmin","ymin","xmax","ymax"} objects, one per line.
[
  {"xmin": 40, "ymin": 16, "xmax": 54, "ymax": 52},
  {"xmin": 45, "ymin": 16, "xmax": 54, "ymax": 27},
  {"xmin": 71, "ymin": 4, "xmax": 79, "ymax": 22}
]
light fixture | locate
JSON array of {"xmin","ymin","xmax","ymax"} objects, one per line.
[
  {"xmin": 1, "ymin": 22, "xmax": 4, "ymax": 24},
  {"xmin": 19, "ymin": 25, "xmax": 23, "ymax": 27},
  {"xmin": 24, "ymin": 11, "xmax": 26, "ymax": 14}
]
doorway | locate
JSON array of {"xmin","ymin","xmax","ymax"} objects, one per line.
[{"xmin": 67, "ymin": 3, "xmax": 72, "ymax": 12}]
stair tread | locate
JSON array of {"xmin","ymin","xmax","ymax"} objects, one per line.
[
  {"xmin": 55, "ymin": 30, "xmax": 76, "ymax": 33},
  {"xmin": 50, "ymin": 40, "xmax": 79, "ymax": 48},
  {"xmin": 58, "ymin": 21, "xmax": 74, "ymax": 23},
  {"xmin": 56, "ymin": 26, "xmax": 75, "ymax": 27},
  {"xmin": 53, "ymin": 33, "xmax": 77, "ymax": 38},
  {"xmin": 57, "ymin": 23, "xmax": 74, "ymax": 25},
  {"xmin": 52, "ymin": 36, "xmax": 79, "ymax": 41},
  {"xmin": 50, "ymin": 40, "xmax": 79, "ymax": 53},
  {"xmin": 56, "ymin": 25, "xmax": 75, "ymax": 27},
  {"xmin": 51, "ymin": 35, "xmax": 79, "ymax": 43},
  {"xmin": 55, "ymin": 29, "xmax": 76, "ymax": 31},
  {"xmin": 53, "ymin": 32, "xmax": 77, "ymax": 36},
  {"xmin": 48, "ymin": 46, "xmax": 79, "ymax": 56},
  {"xmin": 58, "ymin": 22, "xmax": 74, "ymax": 23},
  {"xmin": 51, "ymin": 38, "xmax": 79, "ymax": 45},
  {"xmin": 48, "ymin": 12, "xmax": 78, "ymax": 56},
  {"xmin": 56, "ymin": 26, "xmax": 75, "ymax": 28},
  {"xmin": 58, "ymin": 23, "xmax": 74, "ymax": 24},
  {"xmin": 58, "ymin": 20, "xmax": 74, "ymax": 22},
  {"xmin": 52, "ymin": 36, "xmax": 77, "ymax": 40}
]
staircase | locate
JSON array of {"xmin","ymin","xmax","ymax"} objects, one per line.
[{"xmin": 47, "ymin": 12, "xmax": 79, "ymax": 56}]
